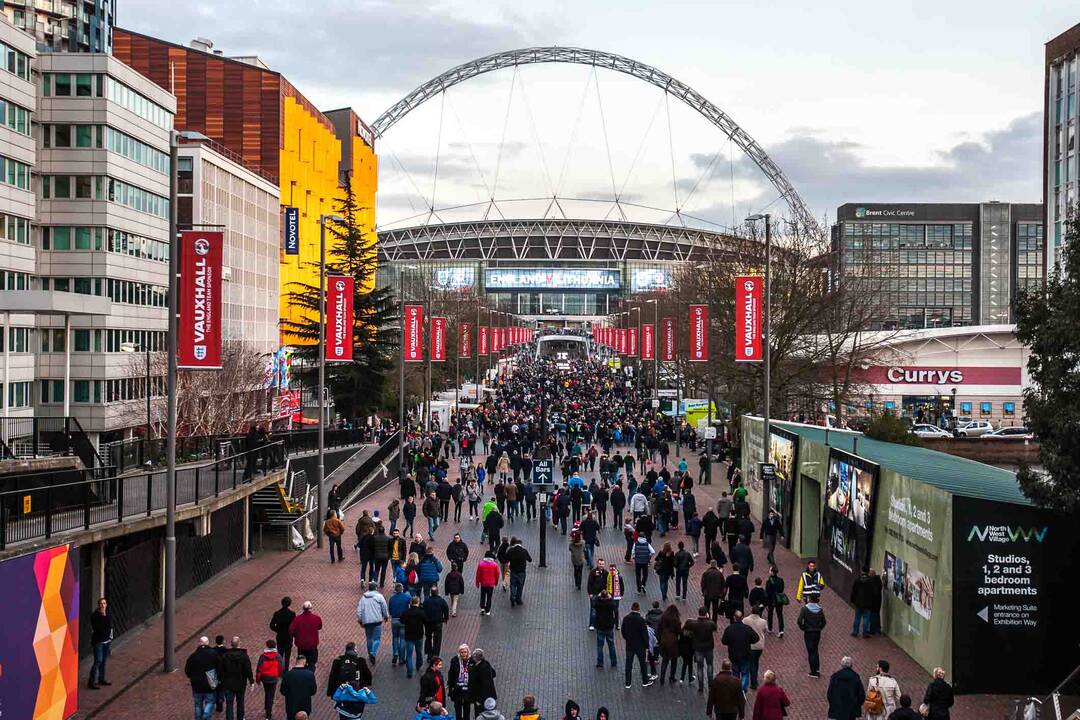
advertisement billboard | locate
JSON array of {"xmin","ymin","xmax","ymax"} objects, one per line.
[
  {"xmin": 484, "ymin": 267, "xmax": 620, "ymax": 289},
  {"xmin": 820, "ymin": 448, "xmax": 880, "ymax": 601},
  {"xmin": 430, "ymin": 316, "xmax": 447, "ymax": 362},
  {"xmin": 458, "ymin": 323, "xmax": 472, "ymax": 358},
  {"xmin": 768, "ymin": 426, "xmax": 799, "ymax": 546},
  {"xmin": 641, "ymin": 323, "xmax": 655, "ymax": 361},
  {"xmin": 404, "ymin": 304, "xmax": 424, "ymax": 362},
  {"xmin": 734, "ymin": 275, "xmax": 763, "ymax": 362},
  {"xmin": 661, "ymin": 318, "xmax": 676, "ymax": 361},
  {"xmin": 0, "ymin": 544, "xmax": 80, "ymax": 720},
  {"xmin": 325, "ymin": 276, "xmax": 354, "ymax": 362},
  {"xmin": 630, "ymin": 267, "xmax": 672, "ymax": 293},
  {"xmin": 178, "ymin": 230, "xmax": 223, "ymax": 369},
  {"xmin": 431, "ymin": 266, "xmax": 475, "ymax": 292},
  {"xmin": 688, "ymin": 304, "xmax": 708, "ymax": 362}
]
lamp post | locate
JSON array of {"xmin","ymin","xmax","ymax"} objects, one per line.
[
  {"xmin": 746, "ymin": 213, "xmax": 772, "ymax": 505},
  {"xmin": 316, "ymin": 213, "xmax": 344, "ymax": 550},
  {"xmin": 398, "ymin": 268, "xmax": 407, "ymax": 483},
  {"xmin": 120, "ymin": 341, "xmax": 152, "ymax": 463},
  {"xmin": 164, "ymin": 129, "xmax": 210, "ymax": 673}
]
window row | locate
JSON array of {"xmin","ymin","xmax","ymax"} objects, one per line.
[
  {"xmin": 41, "ymin": 123, "xmax": 171, "ymax": 174},
  {"xmin": 38, "ymin": 276, "xmax": 168, "ymax": 307},
  {"xmin": 0, "ymin": 97, "xmax": 31, "ymax": 135},
  {"xmin": 0, "ymin": 212, "xmax": 31, "ymax": 245},
  {"xmin": 41, "ymin": 225, "xmax": 169, "ymax": 262},
  {"xmin": 1, "ymin": 382, "xmax": 32, "ymax": 409},
  {"xmin": 106, "ymin": 76, "xmax": 172, "ymax": 129},
  {"xmin": 40, "ymin": 73, "xmax": 173, "ymax": 130},
  {"xmin": 0, "ymin": 327, "xmax": 166, "ymax": 354},
  {"xmin": 0, "ymin": 155, "xmax": 31, "ymax": 190},
  {"xmin": 0, "ymin": 270, "xmax": 31, "ymax": 290},
  {"xmin": 954, "ymin": 401, "xmax": 1017, "ymax": 417},
  {"xmin": 38, "ymin": 377, "xmax": 166, "ymax": 405},
  {"xmin": 2, "ymin": 41, "xmax": 31, "ymax": 82},
  {"xmin": 0, "ymin": 327, "xmax": 32, "ymax": 352},
  {"xmin": 42, "ymin": 72, "xmax": 102, "ymax": 98},
  {"xmin": 41, "ymin": 175, "xmax": 170, "ymax": 218}
]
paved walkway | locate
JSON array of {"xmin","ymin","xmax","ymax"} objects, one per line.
[{"xmin": 84, "ymin": 446, "xmax": 1012, "ymax": 720}]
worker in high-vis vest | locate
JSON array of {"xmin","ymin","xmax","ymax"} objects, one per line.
[{"xmin": 795, "ymin": 560, "xmax": 825, "ymax": 603}]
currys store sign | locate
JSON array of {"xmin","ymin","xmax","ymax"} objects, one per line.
[
  {"xmin": 179, "ymin": 231, "xmax": 223, "ymax": 368},
  {"xmin": 325, "ymin": 276, "xmax": 354, "ymax": 361},
  {"xmin": 856, "ymin": 366, "xmax": 1021, "ymax": 386}
]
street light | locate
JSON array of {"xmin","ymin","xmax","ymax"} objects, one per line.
[
  {"xmin": 746, "ymin": 212, "xmax": 772, "ymax": 511},
  {"xmin": 165, "ymin": 129, "xmax": 211, "ymax": 673},
  {"xmin": 120, "ymin": 341, "xmax": 152, "ymax": 464},
  {"xmin": 316, "ymin": 212, "xmax": 345, "ymax": 550}
]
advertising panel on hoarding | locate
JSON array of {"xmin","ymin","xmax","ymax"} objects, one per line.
[
  {"xmin": 641, "ymin": 323, "xmax": 655, "ymax": 360},
  {"xmin": 628, "ymin": 326, "xmax": 638, "ymax": 357},
  {"xmin": 179, "ymin": 230, "xmax": 224, "ymax": 368},
  {"xmin": 430, "ymin": 316, "xmax": 447, "ymax": 362},
  {"xmin": 325, "ymin": 276, "xmax": 354, "ymax": 362},
  {"xmin": 284, "ymin": 207, "xmax": 299, "ymax": 255},
  {"xmin": 459, "ymin": 323, "xmax": 472, "ymax": 358},
  {"xmin": 0, "ymin": 544, "xmax": 80, "ymax": 720},
  {"xmin": 431, "ymin": 267, "xmax": 475, "ymax": 292},
  {"xmin": 404, "ymin": 305, "xmax": 424, "ymax": 362},
  {"xmin": 479, "ymin": 326, "xmax": 489, "ymax": 355},
  {"xmin": 688, "ymin": 304, "xmax": 709, "ymax": 362},
  {"xmin": 630, "ymin": 267, "xmax": 673, "ymax": 293},
  {"xmin": 484, "ymin": 268, "xmax": 620, "ymax": 289},
  {"xmin": 819, "ymin": 448, "xmax": 880, "ymax": 602},
  {"xmin": 734, "ymin": 275, "xmax": 763, "ymax": 362},
  {"xmin": 661, "ymin": 317, "xmax": 676, "ymax": 361},
  {"xmin": 768, "ymin": 426, "xmax": 799, "ymax": 546}
]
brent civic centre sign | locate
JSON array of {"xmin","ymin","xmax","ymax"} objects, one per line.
[
  {"xmin": 857, "ymin": 366, "xmax": 1022, "ymax": 386},
  {"xmin": 854, "ymin": 207, "xmax": 917, "ymax": 218}
]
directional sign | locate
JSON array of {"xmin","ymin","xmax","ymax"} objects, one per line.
[{"xmin": 532, "ymin": 458, "xmax": 554, "ymax": 485}]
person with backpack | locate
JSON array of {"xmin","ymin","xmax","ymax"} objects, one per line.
[
  {"xmin": 865, "ymin": 659, "xmax": 902, "ymax": 719},
  {"xmin": 255, "ymin": 639, "xmax": 284, "ymax": 720},
  {"xmin": 219, "ymin": 636, "xmax": 254, "ymax": 720},
  {"xmin": 326, "ymin": 642, "xmax": 372, "ymax": 698},
  {"xmin": 332, "ymin": 678, "xmax": 375, "ymax": 719}
]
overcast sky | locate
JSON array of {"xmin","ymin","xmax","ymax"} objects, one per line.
[{"xmin": 119, "ymin": 0, "xmax": 1076, "ymax": 228}]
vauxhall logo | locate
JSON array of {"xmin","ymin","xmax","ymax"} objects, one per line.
[{"xmin": 967, "ymin": 525, "xmax": 1049, "ymax": 543}]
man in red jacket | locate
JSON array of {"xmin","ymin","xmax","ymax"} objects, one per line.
[
  {"xmin": 289, "ymin": 601, "xmax": 324, "ymax": 672},
  {"xmin": 474, "ymin": 551, "xmax": 500, "ymax": 616}
]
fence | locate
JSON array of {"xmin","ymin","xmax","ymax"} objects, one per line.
[
  {"xmin": 1007, "ymin": 665, "xmax": 1080, "ymax": 720},
  {"xmin": 334, "ymin": 431, "xmax": 401, "ymax": 504},
  {"xmin": 0, "ymin": 442, "xmax": 285, "ymax": 550},
  {"xmin": 0, "ymin": 416, "xmax": 105, "ymax": 470}
]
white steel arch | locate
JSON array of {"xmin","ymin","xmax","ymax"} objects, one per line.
[{"xmin": 373, "ymin": 46, "xmax": 817, "ymax": 230}]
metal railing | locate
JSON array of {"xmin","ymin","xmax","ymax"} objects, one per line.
[
  {"xmin": 333, "ymin": 431, "xmax": 400, "ymax": 503},
  {"xmin": 0, "ymin": 442, "xmax": 286, "ymax": 550},
  {"xmin": 1007, "ymin": 665, "xmax": 1080, "ymax": 720},
  {"xmin": 0, "ymin": 416, "xmax": 106, "ymax": 469}
]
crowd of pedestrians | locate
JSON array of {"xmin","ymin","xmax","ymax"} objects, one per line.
[{"xmin": 176, "ymin": 352, "xmax": 954, "ymax": 720}]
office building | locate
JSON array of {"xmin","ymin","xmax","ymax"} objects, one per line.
[
  {"xmin": 2, "ymin": 0, "xmax": 114, "ymax": 53},
  {"xmin": 111, "ymin": 30, "xmax": 379, "ymax": 341},
  {"xmin": 832, "ymin": 203, "xmax": 1043, "ymax": 329},
  {"xmin": 1045, "ymin": 22, "xmax": 1080, "ymax": 270}
]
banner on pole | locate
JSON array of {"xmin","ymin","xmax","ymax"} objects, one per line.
[
  {"xmin": 689, "ymin": 304, "xmax": 709, "ymax": 362},
  {"xmin": 459, "ymin": 323, "xmax": 472, "ymax": 358},
  {"xmin": 479, "ymin": 326, "xmax": 489, "ymax": 355},
  {"xmin": 325, "ymin": 276, "xmax": 354, "ymax": 362},
  {"xmin": 661, "ymin": 317, "xmax": 676, "ymax": 362},
  {"xmin": 404, "ymin": 304, "xmax": 424, "ymax": 362},
  {"xmin": 735, "ymin": 276, "xmax": 764, "ymax": 362},
  {"xmin": 628, "ymin": 326, "xmax": 639, "ymax": 357},
  {"xmin": 430, "ymin": 316, "xmax": 447, "ymax": 362},
  {"xmin": 178, "ymin": 230, "xmax": 223, "ymax": 369},
  {"xmin": 641, "ymin": 323, "xmax": 655, "ymax": 361}
]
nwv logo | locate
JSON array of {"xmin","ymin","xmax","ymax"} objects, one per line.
[{"xmin": 967, "ymin": 525, "xmax": 1049, "ymax": 543}]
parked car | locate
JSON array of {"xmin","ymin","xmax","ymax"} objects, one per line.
[
  {"xmin": 911, "ymin": 423, "xmax": 952, "ymax": 438},
  {"xmin": 981, "ymin": 427, "xmax": 1035, "ymax": 440},
  {"xmin": 954, "ymin": 420, "xmax": 995, "ymax": 437}
]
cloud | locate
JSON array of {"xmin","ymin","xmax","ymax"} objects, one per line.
[{"xmin": 685, "ymin": 112, "xmax": 1042, "ymax": 224}]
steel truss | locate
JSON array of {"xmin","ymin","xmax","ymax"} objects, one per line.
[{"xmin": 373, "ymin": 46, "xmax": 817, "ymax": 229}]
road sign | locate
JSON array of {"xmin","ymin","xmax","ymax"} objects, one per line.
[
  {"xmin": 656, "ymin": 389, "xmax": 677, "ymax": 397},
  {"xmin": 532, "ymin": 458, "xmax": 554, "ymax": 485},
  {"xmin": 759, "ymin": 462, "xmax": 777, "ymax": 483},
  {"xmin": 703, "ymin": 426, "xmax": 717, "ymax": 440}
]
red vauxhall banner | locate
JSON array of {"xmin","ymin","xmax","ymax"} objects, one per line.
[
  {"xmin": 641, "ymin": 323, "xmax": 655, "ymax": 361},
  {"xmin": 178, "ymin": 230, "xmax": 223, "ymax": 368},
  {"xmin": 459, "ymin": 323, "xmax": 472, "ymax": 358},
  {"xmin": 689, "ymin": 304, "xmax": 709, "ymax": 362},
  {"xmin": 628, "ymin": 326, "xmax": 638, "ymax": 357},
  {"xmin": 325, "ymin": 276, "xmax": 354, "ymax": 362},
  {"xmin": 661, "ymin": 318, "xmax": 676, "ymax": 361},
  {"xmin": 404, "ymin": 304, "xmax": 424, "ymax": 362},
  {"xmin": 430, "ymin": 316, "xmax": 447, "ymax": 362},
  {"xmin": 479, "ymin": 326, "xmax": 489, "ymax": 355},
  {"xmin": 734, "ymin": 276, "xmax": 763, "ymax": 362}
]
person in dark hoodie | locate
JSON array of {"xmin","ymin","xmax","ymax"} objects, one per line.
[
  {"xmin": 888, "ymin": 694, "xmax": 923, "ymax": 720},
  {"xmin": 826, "ymin": 656, "xmax": 866, "ymax": 720},
  {"xmin": 280, "ymin": 653, "xmax": 317, "ymax": 720},
  {"xmin": 219, "ymin": 636, "xmax": 254, "ymax": 720},
  {"xmin": 562, "ymin": 699, "xmax": 581, "ymax": 720},
  {"xmin": 326, "ymin": 642, "xmax": 372, "ymax": 698},
  {"xmin": 797, "ymin": 596, "xmax": 827, "ymax": 677},
  {"xmin": 594, "ymin": 708, "xmax": 610, "ymax": 720},
  {"xmin": 184, "ymin": 636, "xmax": 222, "ymax": 720},
  {"xmin": 468, "ymin": 648, "xmax": 498, "ymax": 719}
]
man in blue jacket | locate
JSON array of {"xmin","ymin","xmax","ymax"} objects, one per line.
[
  {"xmin": 417, "ymin": 547, "xmax": 444, "ymax": 600},
  {"xmin": 388, "ymin": 582, "xmax": 412, "ymax": 666}
]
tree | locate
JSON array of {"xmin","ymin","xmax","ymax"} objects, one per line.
[
  {"xmin": 1013, "ymin": 214, "xmax": 1080, "ymax": 512},
  {"xmin": 281, "ymin": 185, "xmax": 398, "ymax": 420},
  {"xmin": 863, "ymin": 411, "xmax": 920, "ymax": 446}
]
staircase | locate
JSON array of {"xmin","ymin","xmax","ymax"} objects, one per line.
[{"xmin": 251, "ymin": 466, "xmax": 313, "ymax": 551}]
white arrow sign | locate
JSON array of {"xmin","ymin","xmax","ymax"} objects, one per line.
[{"xmin": 977, "ymin": 607, "xmax": 989, "ymax": 623}]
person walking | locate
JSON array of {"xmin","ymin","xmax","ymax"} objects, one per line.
[
  {"xmin": 401, "ymin": 596, "xmax": 428, "ymax": 678},
  {"xmin": 865, "ymin": 659, "xmax": 902, "ymax": 720},
  {"xmin": 279, "ymin": 653, "xmax": 317, "ymax": 720},
  {"xmin": 620, "ymin": 602, "xmax": 654, "ymax": 689},
  {"xmin": 654, "ymin": 542, "xmax": 676, "ymax": 602},
  {"xmin": 570, "ymin": 530, "xmax": 587, "ymax": 590},
  {"xmin": 632, "ymin": 535, "xmax": 655, "ymax": 594},
  {"xmin": 475, "ymin": 551, "xmax": 500, "ymax": 616},
  {"xmin": 468, "ymin": 648, "xmax": 498, "ymax": 719},
  {"xmin": 447, "ymin": 533, "xmax": 470, "ymax": 571},
  {"xmin": 684, "ymin": 607, "xmax": 717, "ymax": 693},
  {"xmin": 185, "ymin": 636, "xmax": 223, "ymax": 720},
  {"xmin": 705, "ymin": 659, "xmax": 744, "ymax": 720},
  {"xmin": 445, "ymin": 562, "xmax": 466, "ymax": 617},
  {"xmin": 403, "ymin": 496, "xmax": 418, "ymax": 537},
  {"xmin": 720, "ymin": 610, "xmax": 760, "ymax": 691},
  {"xmin": 418, "ymin": 547, "xmax": 445, "ymax": 600},
  {"xmin": 484, "ymin": 504, "xmax": 505, "ymax": 554},
  {"xmin": 579, "ymin": 512, "xmax": 601, "ymax": 568},
  {"xmin": 826, "ymin": 656, "xmax": 865, "ymax": 720},
  {"xmin": 657, "ymin": 604, "xmax": 683, "ymax": 685},
  {"xmin": 326, "ymin": 642, "xmax": 372, "ymax": 699},
  {"xmin": 419, "ymin": 656, "xmax": 448, "ymax": 709},
  {"xmin": 423, "ymin": 587, "xmax": 451, "ymax": 658},
  {"xmin": 594, "ymin": 589, "xmax": 619, "ymax": 669},
  {"xmin": 674, "ymin": 541, "xmax": 694, "ymax": 600},
  {"xmin": 448, "ymin": 644, "xmax": 473, "ymax": 720},
  {"xmin": 389, "ymin": 582, "xmax": 412, "ymax": 666},
  {"xmin": 764, "ymin": 566, "xmax": 787, "ymax": 638},
  {"xmin": 289, "ymin": 601, "xmax": 324, "ymax": 672},
  {"xmin": 922, "ymin": 668, "xmax": 954, "ymax": 720},
  {"xmin": 269, "ymin": 597, "xmax": 296, "ymax": 671},
  {"xmin": 796, "ymin": 596, "xmax": 827, "ymax": 678},
  {"xmin": 388, "ymin": 498, "xmax": 401, "ymax": 532},
  {"xmin": 424, "ymin": 492, "xmax": 441, "ymax": 541},
  {"xmin": 610, "ymin": 484, "xmax": 626, "ymax": 528},
  {"xmin": 744, "ymin": 605, "xmax": 768, "ymax": 690},
  {"xmin": 795, "ymin": 560, "xmax": 825, "ymax": 604},
  {"xmin": 505, "ymin": 537, "xmax": 533, "ymax": 607},
  {"xmin": 850, "ymin": 567, "xmax": 878, "ymax": 639},
  {"xmin": 220, "ymin": 636, "xmax": 254, "ymax": 720},
  {"xmin": 254, "ymin": 639, "xmax": 284, "ymax": 720},
  {"xmin": 750, "ymin": 670, "xmax": 791, "ymax": 720},
  {"xmin": 324, "ymin": 509, "xmax": 346, "ymax": 563},
  {"xmin": 701, "ymin": 560, "xmax": 726, "ymax": 622},
  {"xmin": 88, "ymin": 597, "xmax": 113, "ymax": 689},
  {"xmin": 356, "ymin": 581, "xmax": 390, "ymax": 664}
]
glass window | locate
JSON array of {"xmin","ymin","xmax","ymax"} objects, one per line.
[
  {"xmin": 1003, "ymin": 402, "xmax": 1016, "ymax": 416},
  {"xmin": 980, "ymin": 402, "xmax": 992, "ymax": 416},
  {"xmin": 75, "ymin": 227, "xmax": 91, "ymax": 250},
  {"xmin": 53, "ymin": 176, "xmax": 71, "ymax": 199},
  {"xmin": 75, "ymin": 175, "xmax": 92, "ymax": 199},
  {"xmin": 74, "ymin": 329, "xmax": 90, "ymax": 351},
  {"xmin": 75, "ymin": 74, "xmax": 93, "ymax": 97},
  {"xmin": 74, "ymin": 277, "xmax": 92, "ymax": 295},
  {"xmin": 75, "ymin": 124, "xmax": 94, "ymax": 148},
  {"xmin": 54, "ymin": 74, "xmax": 71, "ymax": 96},
  {"xmin": 74, "ymin": 380, "xmax": 90, "ymax": 403},
  {"xmin": 54, "ymin": 278, "xmax": 70, "ymax": 292},
  {"xmin": 52, "ymin": 227, "xmax": 71, "ymax": 250}
]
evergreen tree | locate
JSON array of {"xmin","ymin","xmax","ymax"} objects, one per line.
[
  {"xmin": 1013, "ymin": 214, "xmax": 1080, "ymax": 512},
  {"xmin": 281, "ymin": 184, "xmax": 398, "ymax": 420}
]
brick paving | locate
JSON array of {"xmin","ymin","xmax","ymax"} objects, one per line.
[{"xmin": 85, "ymin": 444, "xmax": 1013, "ymax": 720}]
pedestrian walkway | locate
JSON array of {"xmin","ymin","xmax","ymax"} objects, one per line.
[{"xmin": 83, "ymin": 443, "xmax": 1011, "ymax": 720}]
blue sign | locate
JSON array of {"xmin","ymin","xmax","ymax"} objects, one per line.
[{"xmin": 284, "ymin": 207, "xmax": 299, "ymax": 255}]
